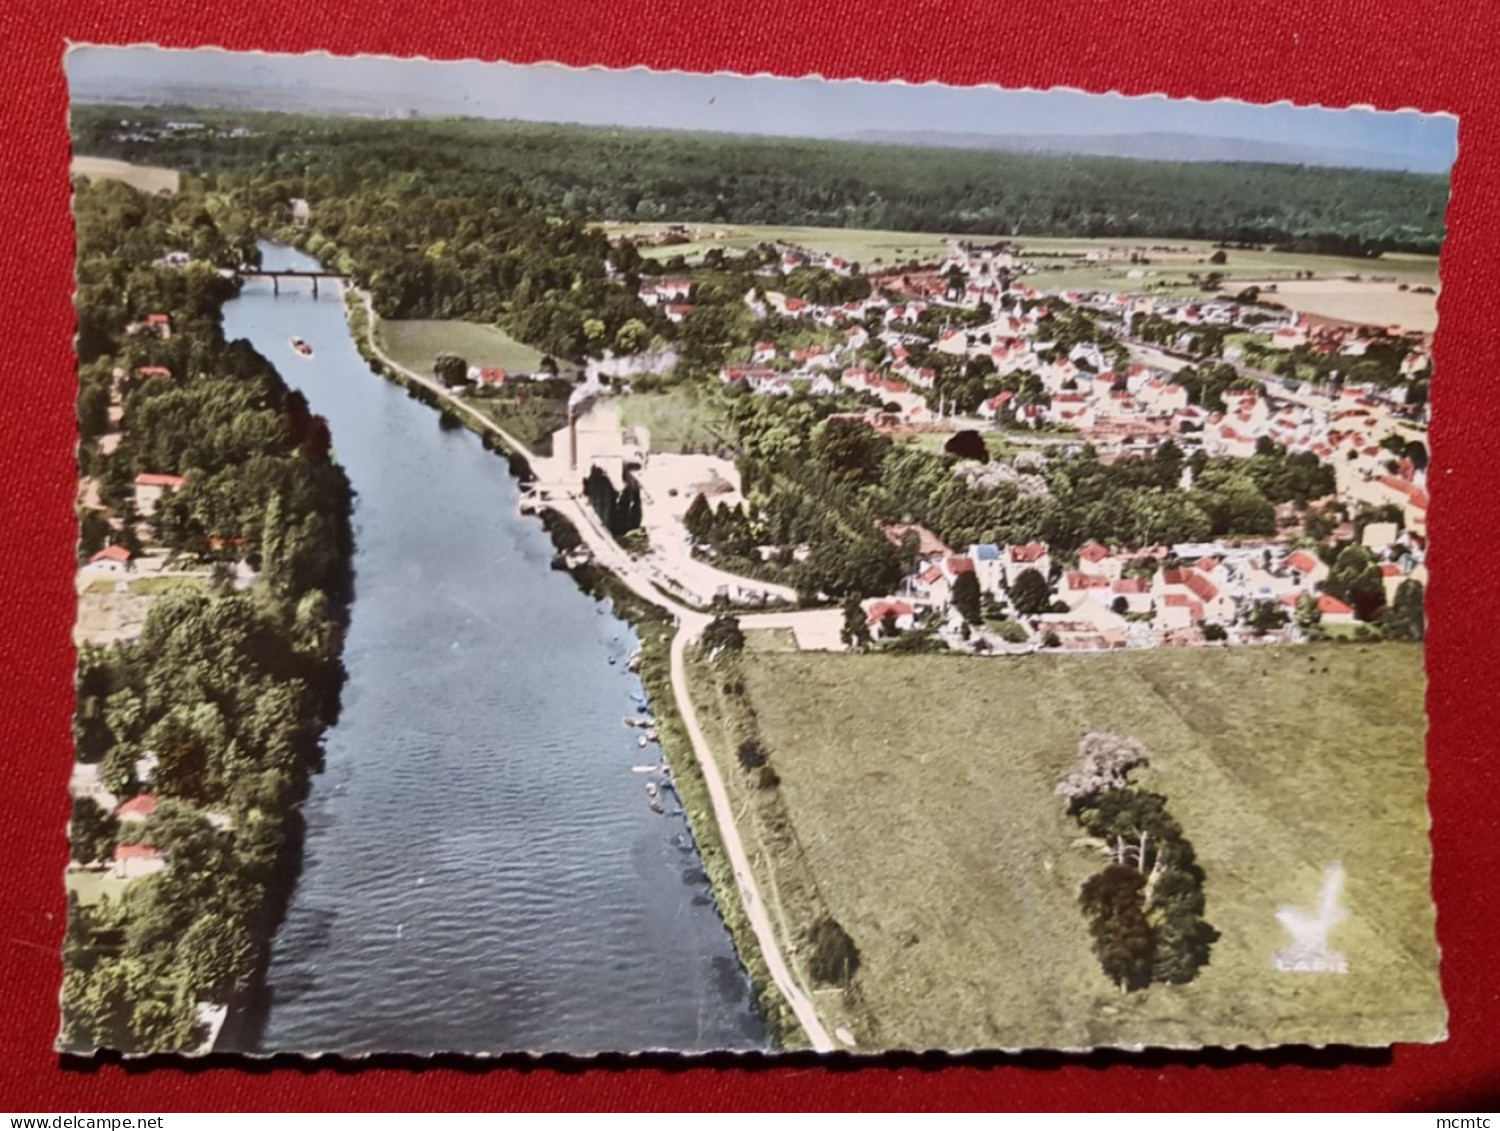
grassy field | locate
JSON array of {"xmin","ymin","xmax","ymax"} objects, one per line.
[
  {"xmin": 70, "ymin": 155, "xmax": 180, "ymax": 195},
  {"xmin": 66, "ymin": 869, "xmax": 132, "ymax": 908},
  {"xmin": 461, "ymin": 393, "xmax": 569, "ymax": 457},
  {"xmin": 608, "ymin": 223, "xmax": 1008, "ymax": 267},
  {"xmin": 691, "ymin": 642, "xmax": 1441, "ymax": 1050},
  {"xmin": 374, "ymin": 319, "xmax": 547, "ymax": 376},
  {"xmin": 617, "ymin": 389, "xmax": 737, "ymax": 454},
  {"xmin": 611, "ymin": 221, "xmax": 1440, "ymax": 329}
]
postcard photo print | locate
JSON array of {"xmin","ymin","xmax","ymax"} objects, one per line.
[{"xmin": 62, "ymin": 45, "xmax": 1450, "ymax": 1058}]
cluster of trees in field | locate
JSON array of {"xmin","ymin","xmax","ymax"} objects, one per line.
[
  {"xmin": 65, "ymin": 178, "xmax": 352, "ymax": 1052},
  {"xmin": 1056, "ymin": 734, "xmax": 1218, "ymax": 990},
  {"xmin": 74, "ymin": 106, "xmax": 1450, "ymax": 253}
]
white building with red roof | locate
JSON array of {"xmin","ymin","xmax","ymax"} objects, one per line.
[
  {"xmin": 1076, "ymin": 540, "xmax": 1121, "ymax": 580},
  {"xmin": 112, "ymin": 843, "xmax": 168, "ymax": 880},
  {"xmin": 134, "ymin": 472, "xmax": 188, "ymax": 517},
  {"xmin": 865, "ymin": 600, "xmax": 916, "ymax": 638},
  {"xmin": 115, "ymin": 793, "xmax": 158, "ymax": 823},
  {"xmin": 87, "ymin": 544, "xmax": 134, "ymax": 573},
  {"xmin": 1004, "ymin": 542, "xmax": 1052, "ymax": 588}
]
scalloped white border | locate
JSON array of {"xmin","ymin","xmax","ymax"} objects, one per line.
[
  {"xmin": 57, "ymin": 39, "xmax": 1454, "ymax": 1062},
  {"xmin": 63, "ymin": 41, "xmax": 1460, "ymax": 139}
]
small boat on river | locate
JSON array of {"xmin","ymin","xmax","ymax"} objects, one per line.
[
  {"xmin": 645, "ymin": 781, "xmax": 664, "ymax": 814},
  {"xmin": 289, "ymin": 336, "xmax": 314, "ymax": 358}
]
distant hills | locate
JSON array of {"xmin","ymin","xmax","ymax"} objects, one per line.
[
  {"xmin": 71, "ymin": 79, "xmax": 1442, "ymax": 175},
  {"xmin": 846, "ymin": 129, "xmax": 1441, "ymax": 173}
]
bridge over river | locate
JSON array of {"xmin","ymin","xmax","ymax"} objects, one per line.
[{"xmin": 238, "ymin": 267, "xmax": 347, "ymax": 297}]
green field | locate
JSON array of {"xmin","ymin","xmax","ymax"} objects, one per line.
[
  {"xmin": 617, "ymin": 389, "xmax": 737, "ymax": 454},
  {"xmin": 374, "ymin": 318, "xmax": 547, "ymax": 375},
  {"xmin": 611, "ymin": 223, "xmax": 1439, "ymax": 286},
  {"xmin": 692, "ymin": 643, "xmax": 1441, "ymax": 1050},
  {"xmin": 1013, "ymin": 238, "xmax": 1439, "ymax": 298},
  {"xmin": 609, "ymin": 223, "xmax": 1005, "ymax": 267},
  {"xmin": 70, "ymin": 156, "xmax": 180, "ymax": 195},
  {"xmin": 66, "ymin": 869, "xmax": 132, "ymax": 908},
  {"xmin": 462, "ymin": 394, "xmax": 570, "ymax": 458}
]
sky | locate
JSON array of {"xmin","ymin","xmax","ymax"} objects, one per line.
[{"xmin": 66, "ymin": 46, "xmax": 1459, "ymax": 174}]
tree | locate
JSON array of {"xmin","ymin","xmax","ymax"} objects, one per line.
[
  {"xmin": 69, "ymin": 799, "xmax": 118, "ymax": 865},
  {"xmin": 1080, "ymin": 865, "xmax": 1156, "ymax": 991},
  {"xmin": 683, "ymin": 492, "xmax": 713, "ymax": 541},
  {"xmin": 1385, "ymin": 578, "xmax": 1425, "ymax": 641},
  {"xmin": 812, "ymin": 416, "xmax": 891, "ymax": 484},
  {"xmin": 952, "ymin": 571, "xmax": 982, "ymax": 624},
  {"xmin": 1203, "ymin": 623, "xmax": 1228, "ymax": 642},
  {"xmin": 736, "ymin": 737, "xmax": 768, "ymax": 770},
  {"xmin": 700, "ymin": 615, "xmax": 745, "ymax": 654},
  {"xmin": 944, "ymin": 429, "xmax": 988, "ymax": 463},
  {"xmin": 1056, "ymin": 731, "xmax": 1151, "ymax": 810},
  {"xmin": 613, "ymin": 317, "xmax": 651, "ymax": 355},
  {"xmin": 1010, "ymin": 567, "xmax": 1051, "ymax": 617},
  {"xmin": 1247, "ymin": 599, "xmax": 1289, "ymax": 636},
  {"xmin": 1294, "ymin": 592, "xmax": 1323, "ymax": 635},
  {"xmin": 1324, "ymin": 543, "xmax": 1386, "ymax": 621},
  {"xmin": 840, "ymin": 595, "xmax": 872, "ymax": 652},
  {"xmin": 433, "ymin": 350, "xmax": 469, "ymax": 388},
  {"xmin": 175, "ymin": 913, "xmax": 253, "ymax": 996}
]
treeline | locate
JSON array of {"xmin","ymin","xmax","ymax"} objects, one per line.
[
  {"xmin": 65, "ymin": 178, "xmax": 352, "ymax": 1052},
  {"xmin": 73, "ymin": 106, "xmax": 1449, "ymax": 253},
  {"xmin": 1056, "ymin": 734, "xmax": 1218, "ymax": 990}
]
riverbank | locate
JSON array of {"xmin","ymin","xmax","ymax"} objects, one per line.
[
  {"xmin": 340, "ymin": 285, "xmax": 809, "ymax": 1050},
  {"xmin": 64, "ymin": 191, "xmax": 355, "ymax": 1054}
]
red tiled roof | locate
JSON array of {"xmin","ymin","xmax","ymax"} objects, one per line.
[
  {"xmin": 945, "ymin": 556, "xmax": 976, "ymax": 575},
  {"xmin": 1183, "ymin": 573, "xmax": 1219, "ymax": 602},
  {"xmin": 866, "ymin": 601, "xmax": 915, "ymax": 627},
  {"xmin": 1112, "ymin": 578, "xmax": 1150, "ymax": 594},
  {"xmin": 113, "ymin": 843, "xmax": 163, "ymax": 861},
  {"xmin": 1284, "ymin": 551, "xmax": 1322, "ymax": 574},
  {"xmin": 1009, "ymin": 542, "xmax": 1049, "ymax": 563},
  {"xmin": 135, "ymin": 366, "xmax": 171, "ymax": 378},
  {"xmin": 877, "ymin": 523, "xmax": 953, "ymax": 558},
  {"xmin": 1079, "ymin": 540, "xmax": 1110, "ymax": 563},
  {"xmin": 1065, "ymin": 571, "xmax": 1109, "ymax": 589},
  {"xmin": 1318, "ymin": 594, "xmax": 1354, "ymax": 615},
  {"xmin": 89, "ymin": 545, "xmax": 132, "ymax": 564},
  {"xmin": 115, "ymin": 794, "xmax": 157, "ymax": 820},
  {"xmin": 135, "ymin": 473, "xmax": 187, "ymax": 489}
]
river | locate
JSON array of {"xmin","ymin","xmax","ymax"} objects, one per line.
[{"xmin": 220, "ymin": 243, "xmax": 765, "ymax": 1055}]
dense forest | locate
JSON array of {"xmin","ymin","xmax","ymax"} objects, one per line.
[
  {"xmin": 72, "ymin": 105, "xmax": 1450, "ymax": 253},
  {"xmin": 66, "ymin": 178, "xmax": 353, "ymax": 1052}
]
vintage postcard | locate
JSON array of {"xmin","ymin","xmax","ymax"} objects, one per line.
[{"xmin": 62, "ymin": 46, "xmax": 1451, "ymax": 1056}]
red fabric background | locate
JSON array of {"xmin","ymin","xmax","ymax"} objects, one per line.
[{"xmin": 3, "ymin": 0, "xmax": 1499, "ymax": 1112}]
